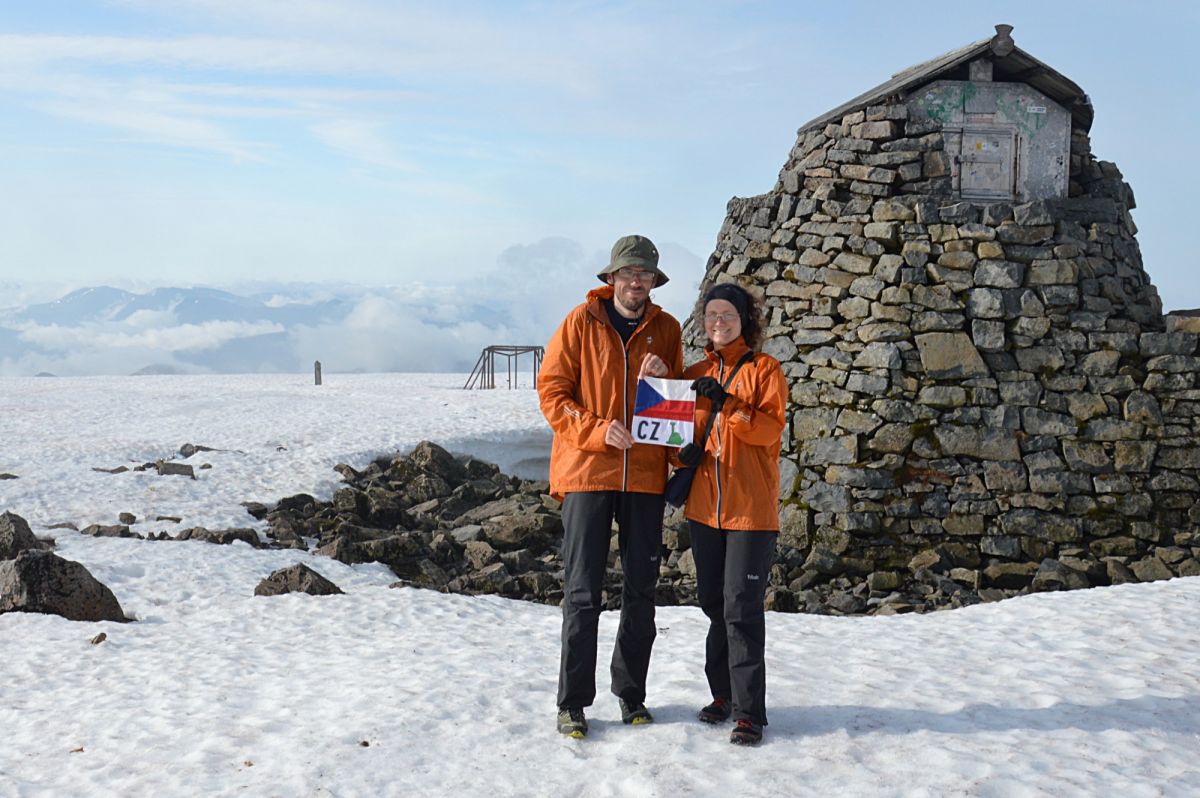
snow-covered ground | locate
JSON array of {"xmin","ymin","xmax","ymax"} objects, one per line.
[{"xmin": 2, "ymin": 374, "xmax": 1198, "ymax": 797}]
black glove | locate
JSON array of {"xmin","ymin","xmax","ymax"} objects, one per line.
[
  {"xmin": 677, "ymin": 443, "xmax": 703, "ymax": 468},
  {"xmin": 691, "ymin": 376, "xmax": 727, "ymax": 408}
]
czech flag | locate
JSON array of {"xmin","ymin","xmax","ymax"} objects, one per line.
[{"xmin": 632, "ymin": 377, "xmax": 695, "ymax": 448}]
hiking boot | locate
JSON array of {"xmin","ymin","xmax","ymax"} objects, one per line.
[
  {"xmin": 729, "ymin": 719, "xmax": 763, "ymax": 746},
  {"xmin": 698, "ymin": 697, "xmax": 732, "ymax": 724},
  {"xmin": 619, "ymin": 698, "xmax": 654, "ymax": 725},
  {"xmin": 557, "ymin": 707, "xmax": 588, "ymax": 738}
]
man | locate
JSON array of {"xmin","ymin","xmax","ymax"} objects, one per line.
[{"xmin": 538, "ymin": 234, "xmax": 683, "ymax": 738}]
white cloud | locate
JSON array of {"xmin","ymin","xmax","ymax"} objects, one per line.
[
  {"xmin": 309, "ymin": 119, "xmax": 416, "ymax": 171},
  {"xmin": 17, "ymin": 319, "xmax": 285, "ymax": 353},
  {"xmin": 39, "ymin": 100, "xmax": 263, "ymax": 161}
]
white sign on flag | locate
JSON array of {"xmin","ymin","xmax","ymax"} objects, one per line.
[{"xmin": 631, "ymin": 377, "xmax": 695, "ymax": 448}]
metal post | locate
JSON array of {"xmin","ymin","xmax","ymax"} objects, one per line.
[{"xmin": 314, "ymin": 360, "xmax": 322, "ymax": 386}]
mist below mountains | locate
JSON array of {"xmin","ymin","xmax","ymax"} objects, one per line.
[{"xmin": 0, "ymin": 238, "xmax": 702, "ymax": 377}]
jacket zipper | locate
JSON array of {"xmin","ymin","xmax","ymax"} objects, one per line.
[
  {"xmin": 600, "ymin": 313, "xmax": 633, "ymax": 493},
  {"xmin": 621, "ymin": 335, "xmax": 629, "ymax": 492},
  {"xmin": 714, "ymin": 352, "xmax": 725, "ymax": 530},
  {"xmin": 597, "ymin": 299, "xmax": 652, "ymax": 493}
]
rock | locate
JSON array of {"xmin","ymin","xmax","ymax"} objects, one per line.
[
  {"xmin": 0, "ymin": 550, "xmax": 127, "ymax": 622},
  {"xmin": 1031, "ymin": 559, "xmax": 1090, "ymax": 592},
  {"xmin": 155, "ymin": 461, "xmax": 196, "ymax": 479},
  {"xmin": 178, "ymin": 443, "xmax": 218, "ymax": 459},
  {"xmin": 0, "ymin": 473, "xmax": 17, "ymax": 480},
  {"xmin": 408, "ymin": 441, "xmax": 468, "ymax": 486},
  {"xmin": 914, "ymin": 333, "xmax": 989, "ymax": 378},
  {"xmin": 464, "ymin": 540, "xmax": 500, "ymax": 570},
  {"xmin": 175, "ymin": 527, "xmax": 262, "ymax": 547},
  {"xmin": 983, "ymin": 562, "xmax": 1038, "ymax": 589},
  {"xmin": 482, "ymin": 513, "xmax": 559, "ymax": 553},
  {"xmin": 1129, "ymin": 557, "xmax": 1174, "ymax": 583},
  {"xmin": 1, "ymin": 512, "xmax": 52, "ymax": 559},
  {"xmin": 254, "ymin": 564, "xmax": 344, "ymax": 596},
  {"xmin": 80, "ymin": 524, "xmax": 138, "ymax": 539}
]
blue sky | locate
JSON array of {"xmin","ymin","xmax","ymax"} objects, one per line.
[{"xmin": 2, "ymin": 0, "xmax": 1198, "ymax": 313}]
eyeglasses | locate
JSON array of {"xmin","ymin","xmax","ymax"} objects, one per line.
[
  {"xmin": 615, "ymin": 267, "xmax": 655, "ymax": 283},
  {"xmin": 704, "ymin": 312, "xmax": 739, "ymax": 324}
]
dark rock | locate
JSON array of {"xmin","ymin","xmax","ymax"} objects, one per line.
[
  {"xmin": 409, "ymin": 441, "xmax": 468, "ymax": 486},
  {"xmin": 275, "ymin": 494, "xmax": 317, "ymax": 513},
  {"xmin": 80, "ymin": 524, "xmax": 138, "ymax": 539},
  {"xmin": 178, "ymin": 443, "xmax": 218, "ymax": 459},
  {"xmin": 175, "ymin": 527, "xmax": 262, "ymax": 547},
  {"xmin": 242, "ymin": 502, "xmax": 270, "ymax": 520},
  {"xmin": 1, "ymin": 512, "xmax": 53, "ymax": 558},
  {"xmin": 482, "ymin": 513, "xmax": 560, "ymax": 553},
  {"xmin": 1031, "ymin": 559, "xmax": 1090, "ymax": 592},
  {"xmin": 155, "ymin": 461, "xmax": 195, "ymax": 479},
  {"xmin": 255, "ymin": 563, "xmax": 344, "ymax": 597},
  {"xmin": 983, "ymin": 562, "xmax": 1038, "ymax": 589},
  {"xmin": 0, "ymin": 550, "xmax": 127, "ymax": 622},
  {"xmin": 0, "ymin": 473, "xmax": 17, "ymax": 480}
]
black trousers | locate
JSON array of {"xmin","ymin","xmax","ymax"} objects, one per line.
[
  {"xmin": 557, "ymin": 490, "xmax": 664, "ymax": 709},
  {"xmin": 689, "ymin": 521, "xmax": 777, "ymax": 726}
]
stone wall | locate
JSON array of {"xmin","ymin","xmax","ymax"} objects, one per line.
[{"xmin": 685, "ymin": 97, "xmax": 1200, "ymax": 614}]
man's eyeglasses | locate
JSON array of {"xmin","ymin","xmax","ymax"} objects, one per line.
[
  {"xmin": 615, "ymin": 267, "xmax": 655, "ymax": 283},
  {"xmin": 704, "ymin": 312, "xmax": 739, "ymax": 324}
]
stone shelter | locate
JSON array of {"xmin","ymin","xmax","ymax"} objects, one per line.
[{"xmin": 685, "ymin": 24, "xmax": 1200, "ymax": 613}]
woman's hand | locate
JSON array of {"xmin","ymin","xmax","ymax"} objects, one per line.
[
  {"xmin": 676, "ymin": 443, "xmax": 703, "ymax": 468},
  {"xmin": 691, "ymin": 376, "xmax": 727, "ymax": 410}
]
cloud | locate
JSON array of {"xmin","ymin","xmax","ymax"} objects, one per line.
[
  {"xmin": 40, "ymin": 100, "xmax": 263, "ymax": 161},
  {"xmin": 17, "ymin": 319, "xmax": 285, "ymax": 353},
  {"xmin": 309, "ymin": 119, "xmax": 416, "ymax": 171},
  {"xmin": 0, "ymin": 233, "xmax": 708, "ymax": 377}
]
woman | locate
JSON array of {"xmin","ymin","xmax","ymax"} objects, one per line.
[{"xmin": 675, "ymin": 282, "xmax": 787, "ymax": 746}]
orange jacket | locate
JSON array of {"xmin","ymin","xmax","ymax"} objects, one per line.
[
  {"xmin": 539, "ymin": 285, "xmax": 683, "ymax": 500},
  {"xmin": 682, "ymin": 338, "xmax": 788, "ymax": 531}
]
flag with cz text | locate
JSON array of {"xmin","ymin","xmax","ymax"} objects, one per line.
[{"xmin": 631, "ymin": 377, "xmax": 695, "ymax": 448}]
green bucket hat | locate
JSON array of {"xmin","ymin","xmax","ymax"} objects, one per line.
[{"xmin": 596, "ymin": 234, "xmax": 669, "ymax": 287}]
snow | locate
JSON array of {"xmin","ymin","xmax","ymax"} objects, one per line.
[{"xmin": 1, "ymin": 373, "xmax": 1198, "ymax": 797}]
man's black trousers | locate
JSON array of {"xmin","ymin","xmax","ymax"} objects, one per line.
[
  {"xmin": 557, "ymin": 490, "xmax": 664, "ymax": 709},
  {"xmin": 688, "ymin": 520, "xmax": 777, "ymax": 726}
]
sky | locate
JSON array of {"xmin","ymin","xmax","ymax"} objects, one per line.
[
  {"xmin": 1, "ymin": 1, "xmax": 1199, "ymax": 314},
  {"xmin": 1, "ymin": 373, "xmax": 1197, "ymax": 794}
]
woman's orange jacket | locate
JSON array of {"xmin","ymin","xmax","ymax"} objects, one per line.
[
  {"xmin": 682, "ymin": 338, "xmax": 788, "ymax": 531},
  {"xmin": 538, "ymin": 285, "xmax": 683, "ymax": 500}
]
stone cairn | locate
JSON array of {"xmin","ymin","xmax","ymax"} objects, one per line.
[{"xmin": 679, "ymin": 50, "xmax": 1200, "ymax": 614}]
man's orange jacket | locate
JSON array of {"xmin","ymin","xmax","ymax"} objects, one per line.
[{"xmin": 538, "ymin": 285, "xmax": 683, "ymax": 500}]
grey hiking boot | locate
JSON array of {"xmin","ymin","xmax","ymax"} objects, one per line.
[
  {"xmin": 619, "ymin": 698, "xmax": 654, "ymax": 725},
  {"xmin": 557, "ymin": 707, "xmax": 588, "ymax": 738},
  {"xmin": 730, "ymin": 719, "xmax": 763, "ymax": 746},
  {"xmin": 698, "ymin": 697, "xmax": 732, "ymax": 724}
]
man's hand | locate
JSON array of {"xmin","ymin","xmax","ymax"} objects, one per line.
[
  {"xmin": 637, "ymin": 353, "xmax": 669, "ymax": 380},
  {"xmin": 692, "ymin": 376, "xmax": 727, "ymax": 410},
  {"xmin": 677, "ymin": 443, "xmax": 703, "ymax": 468},
  {"xmin": 605, "ymin": 420, "xmax": 634, "ymax": 450}
]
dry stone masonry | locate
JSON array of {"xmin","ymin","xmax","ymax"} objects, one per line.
[{"xmin": 683, "ymin": 25, "xmax": 1200, "ymax": 613}]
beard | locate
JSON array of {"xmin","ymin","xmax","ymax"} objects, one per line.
[{"xmin": 613, "ymin": 289, "xmax": 647, "ymax": 317}]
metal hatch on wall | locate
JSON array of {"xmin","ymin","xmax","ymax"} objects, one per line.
[{"xmin": 959, "ymin": 127, "xmax": 1015, "ymax": 200}]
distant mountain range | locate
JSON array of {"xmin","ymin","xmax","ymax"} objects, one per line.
[
  {"xmin": 0, "ymin": 239, "xmax": 704, "ymax": 377},
  {"xmin": 15, "ymin": 285, "xmax": 354, "ymax": 327},
  {"xmin": 0, "ymin": 281, "xmax": 570, "ymax": 377}
]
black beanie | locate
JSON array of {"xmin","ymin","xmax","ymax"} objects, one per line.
[{"xmin": 703, "ymin": 283, "xmax": 752, "ymax": 331}]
